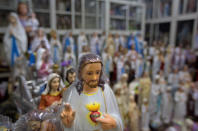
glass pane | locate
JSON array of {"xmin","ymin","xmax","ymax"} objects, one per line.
[
  {"xmin": 158, "ymin": 0, "xmax": 172, "ymax": 17},
  {"xmin": 85, "ymin": 16, "xmax": 96, "ymax": 29},
  {"xmin": 75, "ymin": 15, "xmax": 82, "ymax": 29},
  {"xmin": 129, "ymin": 7, "xmax": 142, "ymax": 22},
  {"xmin": 144, "ymin": 0, "xmax": 153, "ymax": 19},
  {"xmin": 99, "ymin": 1, "xmax": 105, "ymax": 15},
  {"xmin": 129, "ymin": 20, "xmax": 141, "ymax": 30},
  {"xmin": 36, "ymin": 13, "xmax": 50, "ymax": 28},
  {"xmin": 56, "ymin": 0, "xmax": 71, "ymax": 12},
  {"xmin": 98, "ymin": 17, "xmax": 105, "ymax": 30},
  {"xmin": 32, "ymin": 0, "xmax": 49, "ymax": 10},
  {"xmin": 176, "ymin": 20, "xmax": 194, "ymax": 47},
  {"xmin": 75, "ymin": 0, "xmax": 81, "ymax": 13},
  {"xmin": 186, "ymin": 0, "xmax": 197, "ymax": 13},
  {"xmin": 179, "ymin": 0, "xmax": 185, "ymax": 14},
  {"xmin": 145, "ymin": 24, "xmax": 150, "ymax": 44},
  {"xmin": 57, "ymin": 15, "xmax": 71, "ymax": 29},
  {"xmin": 85, "ymin": 0, "xmax": 96, "ymax": 14},
  {"xmin": 110, "ymin": 3, "xmax": 126, "ymax": 17},
  {"xmin": 110, "ymin": 19, "xmax": 126, "ymax": 30}
]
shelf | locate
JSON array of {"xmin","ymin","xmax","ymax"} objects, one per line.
[
  {"xmin": 35, "ymin": 9, "xmax": 49, "ymax": 13},
  {"xmin": 0, "ymin": 6, "xmax": 14, "ymax": 11},
  {"xmin": 75, "ymin": 12, "xmax": 81, "ymax": 15},
  {"xmin": 110, "ymin": 15, "xmax": 126, "ymax": 20},
  {"xmin": 0, "ymin": 72, "xmax": 10, "ymax": 79},
  {"xmin": 129, "ymin": 17, "xmax": 137, "ymax": 21},
  {"xmin": 85, "ymin": 13, "xmax": 97, "ymax": 17},
  {"xmin": 110, "ymin": 30, "xmax": 140, "ymax": 35},
  {"xmin": 0, "ymin": 0, "xmax": 145, "ymax": 37},
  {"xmin": 146, "ymin": 17, "xmax": 172, "ymax": 24},
  {"xmin": 56, "ymin": 10, "xmax": 72, "ymax": 15}
]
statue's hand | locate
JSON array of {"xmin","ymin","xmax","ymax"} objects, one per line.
[
  {"xmin": 96, "ymin": 113, "xmax": 117, "ymax": 130},
  {"xmin": 60, "ymin": 103, "xmax": 75, "ymax": 128}
]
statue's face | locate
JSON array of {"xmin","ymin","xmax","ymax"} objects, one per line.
[
  {"xmin": 9, "ymin": 15, "xmax": 17, "ymax": 25},
  {"xmin": 82, "ymin": 63, "xmax": 102, "ymax": 88},
  {"xmin": 68, "ymin": 72, "xmax": 76, "ymax": 84},
  {"xmin": 50, "ymin": 77, "xmax": 60, "ymax": 91},
  {"xmin": 18, "ymin": 3, "xmax": 28, "ymax": 16}
]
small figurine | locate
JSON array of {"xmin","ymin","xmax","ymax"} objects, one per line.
[
  {"xmin": 50, "ymin": 29, "xmax": 62, "ymax": 65},
  {"xmin": 38, "ymin": 73, "xmax": 62, "ymax": 110},
  {"xmin": 60, "ymin": 67, "xmax": 76, "ymax": 95},
  {"xmin": 128, "ymin": 95, "xmax": 140, "ymax": 131},
  {"xmin": 64, "ymin": 67, "xmax": 76, "ymax": 88},
  {"xmin": 60, "ymin": 53, "xmax": 123, "ymax": 131},
  {"xmin": 77, "ymin": 32, "xmax": 88, "ymax": 56},
  {"xmin": 141, "ymin": 98, "xmax": 150, "ymax": 131}
]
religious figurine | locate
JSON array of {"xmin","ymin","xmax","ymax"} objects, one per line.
[
  {"xmin": 77, "ymin": 32, "xmax": 88, "ymax": 56},
  {"xmin": 138, "ymin": 72, "xmax": 151, "ymax": 108},
  {"xmin": 162, "ymin": 86, "xmax": 173, "ymax": 124},
  {"xmin": 173, "ymin": 84, "xmax": 187, "ymax": 123},
  {"xmin": 64, "ymin": 67, "xmax": 76, "ymax": 88},
  {"xmin": 106, "ymin": 34, "xmax": 115, "ymax": 57},
  {"xmin": 141, "ymin": 98, "xmax": 150, "ymax": 131},
  {"xmin": 90, "ymin": 32, "xmax": 100, "ymax": 55},
  {"xmin": 61, "ymin": 67, "xmax": 76, "ymax": 96},
  {"xmin": 39, "ymin": 73, "xmax": 62, "ymax": 110},
  {"xmin": 3, "ymin": 12, "xmax": 27, "ymax": 79},
  {"xmin": 37, "ymin": 47, "xmax": 52, "ymax": 80},
  {"xmin": 63, "ymin": 46, "xmax": 76, "ymax": 68},
  {"xmin": 128, "ymin": 95, "xmax": 140, "ymax": 131},
  {"xmin": 50, "ymin": 30, "xmax": 62, "ymax": 65},
  {"xmin": 113, "ymin": 73, "xmax": 129, "ymax": 130},
  {"xmin": 60, "ymin": 53, "xmax": 123, "ymax": 130},
  {"xmin": 63, "ymin": 32, "xmax": 75, "ymax": 55},
  {"xmin": 31, "ymin": 28, "xmax": 50, "ymax": 52}
]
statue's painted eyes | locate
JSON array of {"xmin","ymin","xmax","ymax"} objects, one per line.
[
  {"xmin": 87, "ymin": 72, "xmax": 93, "ymax": 75},
  {"xmin": 96, "ymin": 71, "xmax": 100, "ymax": 75}
]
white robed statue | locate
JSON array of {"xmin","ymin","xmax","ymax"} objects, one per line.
[
  {"xmin": 60, "ymin": 53, "xmax": 123, "ymax": 131},
  {"xmin": 3, "ymin": 12, "xmax": 27, "ymax": 66}
]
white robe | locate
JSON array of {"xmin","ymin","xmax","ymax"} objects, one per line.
[
  {"xmin": 173, "ymin": 91, "xmax": 187, "ymax": 122},
  {"xmin": 99, "ymin": 35, "xmax": 106, "ymax": 52},
  {"xmin": 36, "ymin": 47, "xmax": 46, "ymax": 70},
  {"xmin": 141, "ymin": 104, "xmax": 150, "ymax": 131},
  {"xmin": 119, "ymin": 36, "xmax": 126, "ymax": 48},
  {"xmin": 164, "ymin": 54, "xmax": 171, "ymax": 78},
  {"xmin": 69, "ymin": 37, "xmax": 75, "ymax": 54},
  {"xmin": 77, "ymin": 35, "xmax": 88, "ymax": 56},
  {"xmin": 63, "ymin": 35, "xmax": 75, "ymax": 55},
  {"xmin": 64, "ymin": 52, "xmax": 76, "ymax": 68},
  {"xmin": 162, "ymin": 89, "xmax": 173, "ymax": 123},
  {"xmin": 3, "ymin": 13, "xmax": 27, "ymax": 65},
  {"xmin": 90, "ymin": 36, "xmax": 100, "ymax": 54},
  {"xmin": 149, "ymin": 84, "xmax": 162, "ymax": 124},
  {"xmin": 61, "ymin": 84, "xmax": 123, "ymax": 131},
  {"xmin": 116, "ymin": 56, "xmax": 125, "ymax": 81},
  {"xmin": 31, "ymin": 36, "xmax": 50, "ymax": 52},
  {"xmin": 168, "ymin": 73, "xmax": 179, "ymax": 88},
  {"xmin": 114, "ymin": 38, "xmax": 120, "ymax": 52},
  {"xmin": 50, "ymin": 38, "xmax": 62, "ymax": 64},
  {"xmin": 102, "ymin": 52, "xmax": 113, "ymax": 78},
  {"xmin": 152, "ymin": 55, "xmax": 161, "ymax": 80}
]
